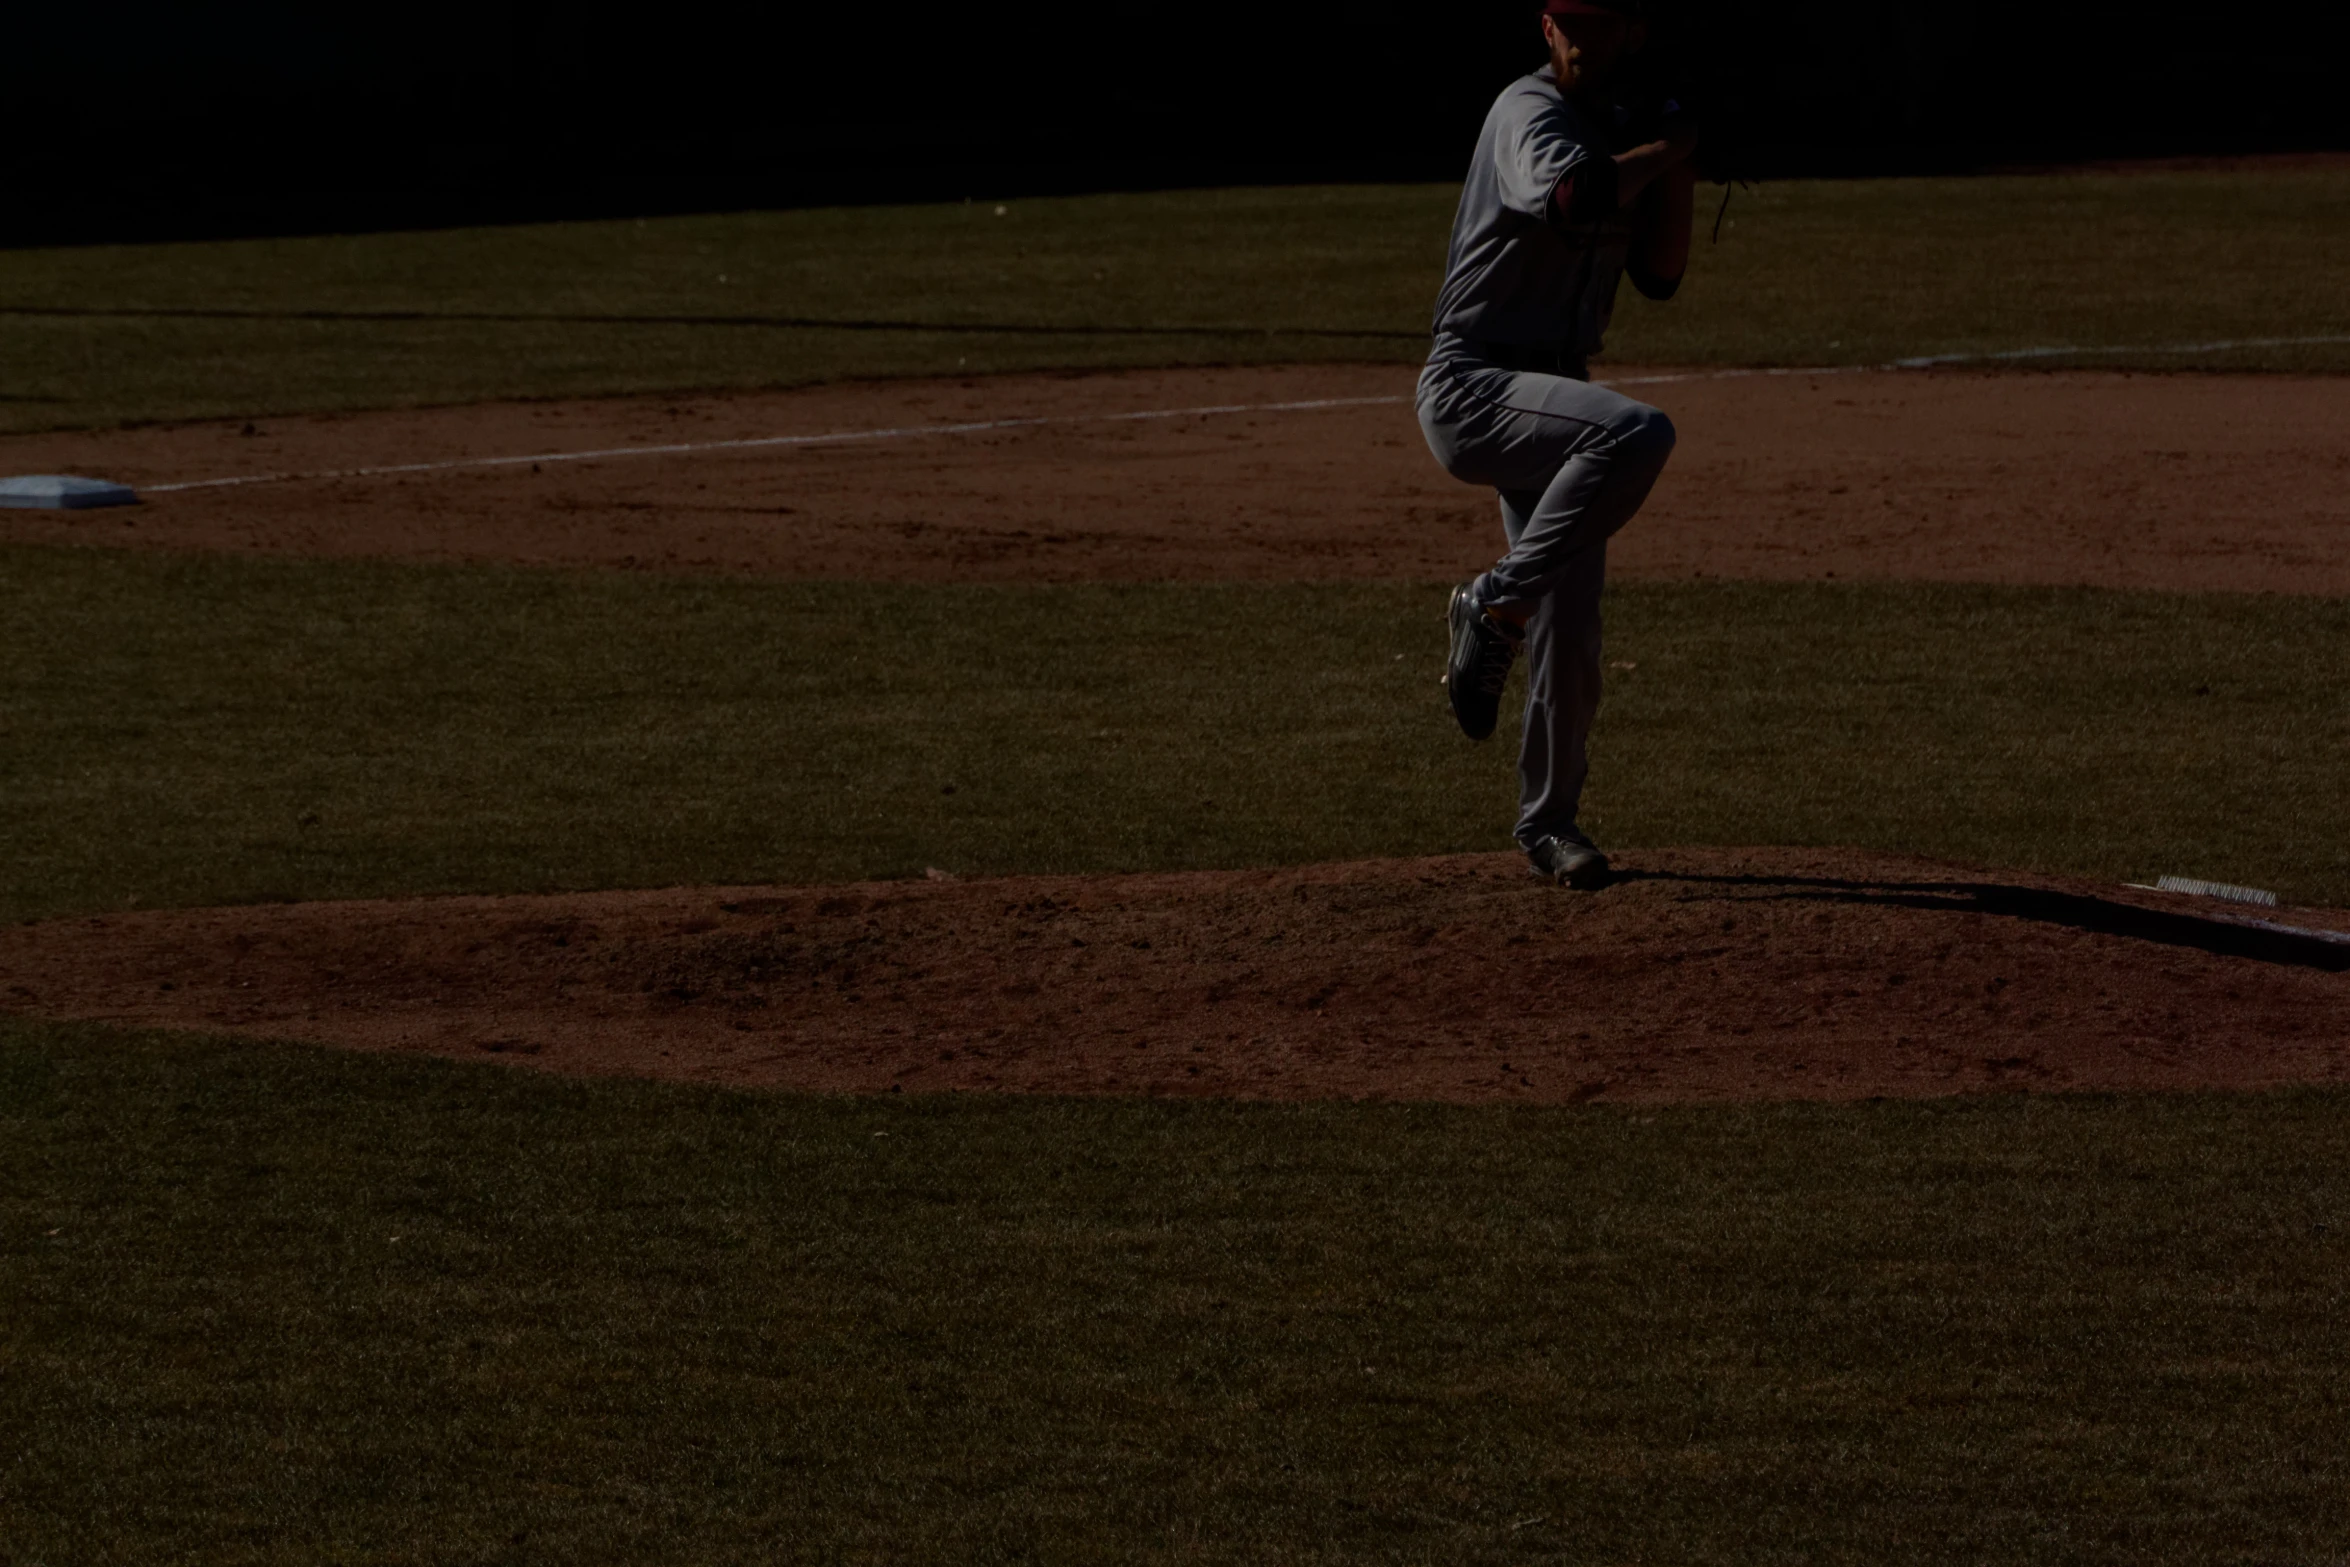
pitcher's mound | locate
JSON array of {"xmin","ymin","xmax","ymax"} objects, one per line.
[{"xmin": 7, "ymin": 848, "xmax": 2346, "ymax": 1105}]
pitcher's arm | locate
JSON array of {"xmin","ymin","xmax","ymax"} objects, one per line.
[{"xmin": 1628, "ymin": 156, "xmax": 1696, "ymax": 299}]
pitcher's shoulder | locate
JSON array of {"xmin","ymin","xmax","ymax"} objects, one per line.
[
  {"xmin": 1494, "ymin": 70, "xmax": 1568, "ymax": 112},
  {"xmin": 1489, "ymin": 71, "xmax": 1593, "ymax": 141}
]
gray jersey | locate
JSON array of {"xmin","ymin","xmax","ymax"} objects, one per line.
[{"xmin": 1430, "ymin": 69, "xmax": 1636, "ymax": 356}]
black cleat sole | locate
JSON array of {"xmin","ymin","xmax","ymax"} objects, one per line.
[{"xmin": 1445, "ymin": 582, "xmax": 1517, "ymax": 742}]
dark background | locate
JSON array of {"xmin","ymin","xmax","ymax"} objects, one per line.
[{"xmin": 10, "ymin": 0, "xmax": 2345, "ymax": 245}]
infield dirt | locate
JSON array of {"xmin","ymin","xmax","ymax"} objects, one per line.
[
  {"xmin": 7, "ymin": 364, "xmax": 2346, "ymax": 1105},
  {"xmin": 7, "ymin": 362, "xmax": 2347, "ymax": 594}
]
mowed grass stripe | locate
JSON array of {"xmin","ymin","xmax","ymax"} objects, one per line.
[
  {"xmin": 7, "ymin": 1019, "xmax": 2350, "ymax": 1564},
  {"xmin": 4, "ymin": 544, "xmax": 2343, "ymax": 921},
  {"xmin": 4, "ymin": 170, "xmax": 2348, "ymax": 433}
]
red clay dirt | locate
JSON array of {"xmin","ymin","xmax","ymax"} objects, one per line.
[
  {"xmin": 7, "ymin": 849, "xmax": 2347, "ymax": 1106},
  {"xmin": 5, "ymin": 363, "xmax": 2346, "ymax": 594}
]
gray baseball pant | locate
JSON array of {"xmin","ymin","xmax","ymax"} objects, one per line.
[{"xmin": 1415, "ymin": 349, "xmax": 1677, "ymax": 850}]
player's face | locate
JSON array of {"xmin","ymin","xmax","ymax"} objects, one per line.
[{"xmin": 1543, "ymin": 11, "xmax": 1636, "ymax": 90}]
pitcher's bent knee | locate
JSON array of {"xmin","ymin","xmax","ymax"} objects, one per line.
[{"xmin": 1616, "ymin": 403, "xmax": 1676, "ymax": 470}]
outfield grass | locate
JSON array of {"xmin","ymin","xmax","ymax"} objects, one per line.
[
  {"xmin": 6, "ymin": 1019, "xmax": 2348, "ymax": 1564},
  {"xmin": 3, "ymin": 169, "xmax": 2347, "ymax": 432},
  {"xmin": 5, "ymin": 542, "xmax": 2344, "ymax": 923}
]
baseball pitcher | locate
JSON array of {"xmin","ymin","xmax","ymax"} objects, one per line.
[{"xmin": 1419, "ymin": 0, "xmax": 1697, "ymax": 889}]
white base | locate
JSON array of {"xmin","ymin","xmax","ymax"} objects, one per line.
[{"xmin": 0, "ymin": 474, "xmax": 140, "ymax": 510}]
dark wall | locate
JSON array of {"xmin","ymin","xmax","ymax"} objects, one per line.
[{"xmin": 10, "ymin": 1, "xmax": 2345, "ymax": 244}]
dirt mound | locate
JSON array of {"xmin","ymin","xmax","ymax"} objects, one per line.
[
  {"xmin": 6, "ymin": 364, "xmax": 2346, "ymax": 594},
  {"xmin": 6, "ymin": 849, "xmax": 2345, "ymax": 1105}
]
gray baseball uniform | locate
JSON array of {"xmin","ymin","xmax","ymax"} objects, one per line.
[{"xmin": 1416, "ymin": 65, "xmax": 1678, "ymax": 852}]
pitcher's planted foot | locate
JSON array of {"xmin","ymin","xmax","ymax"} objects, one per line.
[{"xmin": 1528, "ymin": 831, "xmax": 1610, "ymax": 890}]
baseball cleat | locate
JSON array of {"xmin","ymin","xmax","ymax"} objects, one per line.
[
  {"xmin": 1527, "ymin": 831, "xmax": 1610, "ymax": 890},
  {"xmin": 1444, "ymin": 581, "xmax": 1521, "ymax": 741}
]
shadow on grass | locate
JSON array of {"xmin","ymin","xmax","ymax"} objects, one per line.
[
  {"xmin": 1616, "ymin": 869, "xmax": 2350, "ymax": 972},
  {"xmin": 0, "ymin": 303, "xmax": 1426, "ymax": 341}
]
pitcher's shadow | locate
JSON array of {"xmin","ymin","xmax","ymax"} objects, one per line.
[{"xmin": 1603, "ymin": 867, "xmax": 2350, "ymax": 973}]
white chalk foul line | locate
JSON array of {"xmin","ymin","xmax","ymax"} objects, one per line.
[
  {"xmin": 138, "ymin": 371, "xmax": 1843, "ymax": 493},
  {"xmin": 1895, "ymin": 332, "xmax": 2350, "ymax": 368},
  {"xmin": 138, "ymin": 333, "xmax": 2350, "ymax": 495},
  {"xmin": 140, "ymin": 394, "xmax": 1411, "ymax": 494}
]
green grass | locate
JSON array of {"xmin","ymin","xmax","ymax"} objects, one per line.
[
  {"xmin": 7, "ymin": 1019, "xmax": 2349, "ymax": 1564},
  {"xmin": 5, "ymin": 543, "xmax": 2344, "ymax": 922},
  {"xmin": 4, "ymin": 170, "xmax": 2348, "ymax": 432}
]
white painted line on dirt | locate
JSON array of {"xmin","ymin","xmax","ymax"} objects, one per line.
[
  {"xmin": 141, "ymin": 395, "xmax": 1411, "ymax": 494},
  {"xmin": 138, "ymin": 332, "xmax": 2350, "ymax": 495},
  {"xmin": 1616, "ymin": 333, "xmax": 2350, "ymax": 381},
  {"xmin": 139, "ymin": 368, "xmax": 1858, "ymax": 493},
  {"xmin": 1894, "ymin": 333, "xmax": 2350, "ymax": 368}
]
